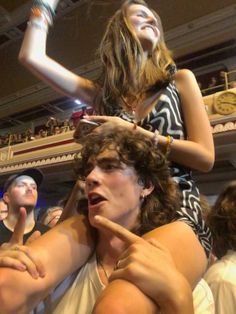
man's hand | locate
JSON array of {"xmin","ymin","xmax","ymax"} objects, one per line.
[
  {"xmin": 93, "ymin": 215, "xmax": 194, "ymax": 312},
  {"xmin": 0, "ymin": 207, "xmax": 45, "ymax": 278}
]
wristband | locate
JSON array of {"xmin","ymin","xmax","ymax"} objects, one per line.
[
  {"xmin": 31, "ymin": 0, "xmax": 55, "ymax": 26},
  {"xmin": 165, "ymin": 135, "xmax": 174, "ymax": 156}
]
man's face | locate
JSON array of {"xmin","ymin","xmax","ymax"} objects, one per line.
[
  {"xmin": 85, "ymin": 149, "xmax": 144, "ymax": 230},
  {"xmin": 4, "ymin": 175, "xmax": 38, "ymax": 211}
]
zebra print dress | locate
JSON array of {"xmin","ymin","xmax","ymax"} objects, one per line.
[{"xmin": 113, "ymin": 81, "xmax": 212, "ymax": 257}]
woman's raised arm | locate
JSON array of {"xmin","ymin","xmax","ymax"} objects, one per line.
[{"xmin": 18, "ymin": 0, "xmax": 98, "ymax": 106}]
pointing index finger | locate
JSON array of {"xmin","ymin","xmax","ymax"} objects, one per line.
[
  {"xmin": 10, "ymin": 207, "xmax": 27, "ymax": 245},
  {"xmin": 94, "ymin": 215, "xmax": 143, "ymax": 245}
]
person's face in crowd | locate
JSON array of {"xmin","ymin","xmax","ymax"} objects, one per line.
[
  {"xmin": 85, "ymin": 149, "xmax": 152, "ymax": 230},
  {"xmin": 54, "ymin": 127, "xmax": 60, "ymax": 134},
  {"xmin": 4, "ymin": 175, "xmax": 38, "ymax": 211},
  {"xmin": 42, "ymin": 130, "xmax": 47, "ymax": 137},
  {"xmin": 0, "ymin": 200, "xmax": 8, "ymax": 220},
  {"xmin": 127, "ymin": 4, "xmax": 160, "ymax": 53}
]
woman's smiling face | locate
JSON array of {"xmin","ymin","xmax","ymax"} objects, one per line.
[{"xmin": 126, "ymin": 4, "xmax": 160, "ymax": 53}]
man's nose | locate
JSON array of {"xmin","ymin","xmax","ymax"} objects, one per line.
[
  {"xmin": 86, "ymin": 166, "xmax": 102, "ymax": 189},
  {"xmin": 25, "ymin": 185, "xmax": 34, "ymax": 192}
]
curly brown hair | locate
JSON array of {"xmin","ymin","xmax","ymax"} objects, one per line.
[
  {"xmin": 206, "ymin": 181, "xmax": 236, "ymax": 258},
  {"xmin": 74, "ymin": 126, "xmax": 180, "ymax": 235},
  {"xmin": 96, "ymin": 0, "xmax": 175, "ymax": 114}
]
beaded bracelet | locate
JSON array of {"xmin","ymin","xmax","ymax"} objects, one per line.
[
  {"xmin": 165, "ymin": 135, "xmax": 174, "ymax": 156},
  {"xmin": 152, "ymin": 130, "xmax": 159, "ymax": 148}
]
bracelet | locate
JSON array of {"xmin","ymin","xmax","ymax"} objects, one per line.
[
  {"xmin": 152, "ymin": 130, "xmax": 159, "ymax": 147},
  {"xmin": 165, "ymin": 135, "xmax": 174, "ymax": 156},
  {"xmin": 31, "ymin": 0, "xmax": 55, "ymax": 26},
  {"xmin": 132, "ymin": 119, "xmax": 137, "ymax": 130},
  {"xmin": 31, "ymin": 7, "xmax": 52, "ymax": 26},
  {"xmin": 27, "ymin": 20, "xmax": 48, "ymax": 33},
  {"xmin": 32, "ymin": 0, "xmax": 55, "ymax": 17},
  {"xmin": 133, "ymin": 122, "xmax": 137, "ymax": 130}
]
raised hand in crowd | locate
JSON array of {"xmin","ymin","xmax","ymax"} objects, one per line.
[{"xmin": 0, "ymin": 207, "xmax": 45, "ymax": 278}]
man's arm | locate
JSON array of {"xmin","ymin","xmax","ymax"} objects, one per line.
[{"xmin": 0, "ymin": 214, "xmax": 94, "ymax": 314}]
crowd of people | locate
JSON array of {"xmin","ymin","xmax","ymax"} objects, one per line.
[
  {"xmin": 0, "ymin": 117, "xmax": 76, "ymax": 148},
  {"xmin": 198, "ymin": 70, "xmax": 236, "ymax": 96},
  {"xmin": 0, "ymin": 0, "xmax": 234, "ymax": 313}
]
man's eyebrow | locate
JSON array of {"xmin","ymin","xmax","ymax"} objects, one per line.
[
  {"xmin": 96, "ymin": 156, "xmax": 121, "ymax": 164},
  {"xmin": 15, "ymin": 180, "xmax": 37, "ymax": 186}
]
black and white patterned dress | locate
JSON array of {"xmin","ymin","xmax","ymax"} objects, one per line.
[{"xmin": 112, "ymin": 81, "xmax": 212, "ymax": 257}]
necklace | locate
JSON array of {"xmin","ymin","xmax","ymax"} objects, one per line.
[
  {"xmin": 121, "ymin": 95, "xmax": 141, "ymax": 128},
  {"xmin": 97, "ymin": 257, "xmax": 109, "ymax": 281},
  {"xmin": 121, "ymin": 89, "xmax": 163, "ymax": 126}
]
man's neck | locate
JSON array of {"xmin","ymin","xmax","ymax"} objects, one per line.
[
  {"xmin": 3, "ymin": 208, "xmax": 35, "ymax": 234},
  {"xmin": 96, "ymin": 233, "xmax": 126, "ymax": 265}
]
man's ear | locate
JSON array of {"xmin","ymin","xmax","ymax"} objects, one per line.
[
  {"xmin": 3, "ymin": 192, "xmax": 10, "ymax": 205},
  {"xmin": 142, "ymin": 182, "xmax": 154, "ymax": 198}
]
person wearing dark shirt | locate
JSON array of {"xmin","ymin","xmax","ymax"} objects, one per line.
[{"xmin": 0, "ymin": 168, "xmax": 49, "ymax": 245}]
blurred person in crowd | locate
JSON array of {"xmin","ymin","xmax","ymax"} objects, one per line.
[
  {"xmin": 0, "ymin": 168, "xmax": 49, "ymax": 245},
  {"xmin": 204, "ymin": 181, "xmax": 236, "ymax": 314},
  {"xmin": 0, "ymin": 198, "xmax": 8, "ymax": 221},
  {"xmin": 53, "ymin": 126, "xmax": 61, "ymax": 135},
  {"xmin": 40, "ymin": 206, "xmax": 63, "ymax": 228},
  {"xmin": 38, "ymin": 129, "xmax": 48, "ymax": 138},
  {"xmin": 45, "ymin": 117, "xmax": 59, "ymax": 136}
]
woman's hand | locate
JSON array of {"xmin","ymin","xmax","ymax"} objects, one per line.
[
  {"xmin": 0, "ymin": 207, "xmax": 45, "ymax": 279},
  {"xmin": 93, "ymin": 215, "xmax": 194, "ymax": 313},
  {"xmin": 84, "ymin": 115, "xmax": 134, "ymax": 131}
]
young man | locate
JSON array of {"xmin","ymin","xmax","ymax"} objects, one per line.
[
  {"xmin": 0, "ymin": 127, "xmax": 214, "ymax": 314},
  {"xmin": 0, "ymin": 168, "xmax": 49, "ymax": 245}
]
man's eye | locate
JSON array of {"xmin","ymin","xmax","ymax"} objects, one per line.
[
  {"xmin": 102, "ymin": 163, "xmax": 120, "ymax": 171},
  {"xmin": 17, "ymin": 183, "xmax": 24, "ymax": 187}
]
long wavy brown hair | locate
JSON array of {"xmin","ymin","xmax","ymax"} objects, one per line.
[
  {"xmin": 206, "ymin": 181, "xmax": 236, "ymax": 258},
  {"xmin": 95, "ymin": 0, "xmax": 175, "ymax": 114},
  {"xmin": 74, "ymin": 126, "xmax": 180, "ymax": 235}
]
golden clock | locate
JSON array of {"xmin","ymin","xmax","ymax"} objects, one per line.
[{"xmin": 214, "ymin": 91, "xmax": 236, "ymax": 115}]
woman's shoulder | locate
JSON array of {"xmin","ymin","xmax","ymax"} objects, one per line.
[
  {"xmin": 173, "ymin": 69, "xmax": 198, "ymax": 93},
  {"xmin": 173, "ymin": 69, "xmax": 196, "ymax": 82}
]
